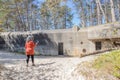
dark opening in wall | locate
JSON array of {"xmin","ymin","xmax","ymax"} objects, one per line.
[
  {"xmin": 82, "ymin": 49, "xmax": 86, "ymax": 53},
  {"xmin": 81, "ymin": 42, "xmax": 83, "ymax": 44},
  {"xmin": 58, "ymin": 42, "xmax": 63, "ymax": 55},
  {"xmin": 0, "ymin": 36, "xmax": 5, "ymax": 49},
  {"xmin": 95, "ymin": 42, "xmax": 101, "ymax": 50},
  {"xmin": 113, "ymin": 41, "xmax": 120, "ymax": 47}
]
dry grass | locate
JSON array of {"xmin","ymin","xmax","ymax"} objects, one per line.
[
  {"xmin": 74, "ymin": 50, "xmax": 120, "ymax": 80},
  {"xmin": 74, "ymin": 62, "xmax": 118, "ymax": 80},
  {"xmin": 93, "ymin": 50, "xmax": 120, "ymax": 79}
]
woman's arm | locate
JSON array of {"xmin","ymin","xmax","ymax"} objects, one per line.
[{"xmin": 30, "ymin": 41, "xmax": 36, "ymax": 48}]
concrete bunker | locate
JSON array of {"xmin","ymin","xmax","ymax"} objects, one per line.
[{"xmin": 0, "ymin": 22, "xmax": 120, "ymax": 56}]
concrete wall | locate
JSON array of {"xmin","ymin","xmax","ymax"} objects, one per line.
[
  {"xmin": 71, "ymin": 30, "xmax": 89, "ymax": 56},
  {"xmin": 0, "ymin": 22, "xmax": 120, "ymax": 56},
  {"xmin": 88, "ymin": 22, "xmax": 120, "ymax": 40},
  {"xmin": 0, "ymin": 29, "xmax": 75, "ymax": 56},
  {"xmin": 102, "ymin": 40, "xmax": 113, "ymax": 50}
]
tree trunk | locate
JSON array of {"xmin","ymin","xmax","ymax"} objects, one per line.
[
  {"xmin": 90, "ymin": 1, "xmax": 93, "ymax": 26},
  {"xmin": 96, "ymin": 0, "xmax": 101, "ymax": 25},
  {"xmin": 110, "ymin": 0, "xmax": 116, "ymax": 22},
  {"xmin": 25, "ymin": 0, "xmax": 30, "ymax": 31},
  {"xmin": 118, "ymin": 0, "xmax": 120, "ymax": 21},
  {"xmin": 80, "ymin": 1, "xmax": 85, "ymax": 27},
  {"xmin": 104, "ymin": 0, "xmax": 108, "ymax": 23},
  {"xmin": 98, "ymin": 0, "xmax": 106, "ymax": 23}
]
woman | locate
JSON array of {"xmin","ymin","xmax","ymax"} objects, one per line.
[{"xmin": 25, "ymin": 35, "xmax": 37, "ymax": 66}]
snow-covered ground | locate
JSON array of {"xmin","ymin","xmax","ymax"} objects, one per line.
[{"xmin": 0, "ymin": 51, "xmax": 100, "ymax": 80}]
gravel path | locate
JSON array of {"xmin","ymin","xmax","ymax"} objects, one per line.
[{"xmin": 0, "ymin": 51, "xmax": 99, "ymax": 80}]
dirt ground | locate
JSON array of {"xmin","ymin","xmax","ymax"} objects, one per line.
[{"xmin": 0, "ymin": 51, "xmax": 115, "ymax": 80}]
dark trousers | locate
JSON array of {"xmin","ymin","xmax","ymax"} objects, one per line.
[{"xmin": 26, "ymin": 55, "xmax": 34, "ymax": 64}]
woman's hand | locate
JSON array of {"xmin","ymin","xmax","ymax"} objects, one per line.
[{"xmin": 36, "ymin": 41, "xmax": 39, "ymax": 45}]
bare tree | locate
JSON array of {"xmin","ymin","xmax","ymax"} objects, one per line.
[
  {"xmin": 110, "ymin": 0, "xmax": 116, "ymax": 22},
  {"xmin": 96, "ymin": 0, "xmax": 100, "ymax": 25},
  {"xmin": 98, "ymin": 0, "xmax": 106, "ymax": 23}
]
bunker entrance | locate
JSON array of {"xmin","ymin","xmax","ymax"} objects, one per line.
[{"xmin": 58, "ymin": 42, "xmax": 63, "ymax": 55}]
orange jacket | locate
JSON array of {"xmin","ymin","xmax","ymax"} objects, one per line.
[{"xmin": 25, "ymin": 41, "xmax": 36, "ymax": 55}]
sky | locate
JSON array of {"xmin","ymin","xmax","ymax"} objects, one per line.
[
  {"xmin": 33, "ymin": 0, "xmax": 80, "ymax": 26},
  {"xmin": 66, "ymin": 0, "xmax": 80, "ymax": 25},
  {"xmin": 67, "ymin": 0, "xmax": 80, "ymax": 25}
]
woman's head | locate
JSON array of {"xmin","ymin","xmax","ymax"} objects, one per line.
[{"xmin": 26, "ymin": 35, "xmax": 34, "ymax": 42}]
